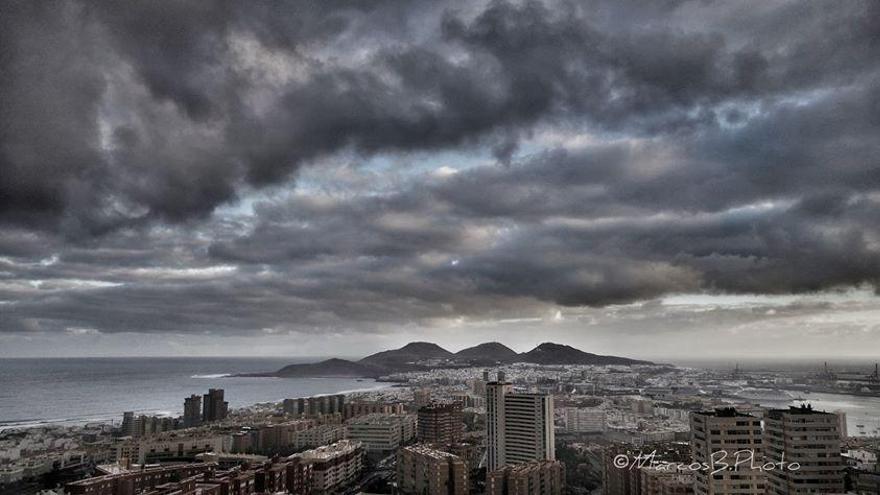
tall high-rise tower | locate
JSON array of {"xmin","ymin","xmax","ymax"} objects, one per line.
[
  {"xmin": 691, "ymin": 408, "xmax": 765, "ymax": 495},
  {"xmin": 121, "ymin": 411, "xmax": 137, "ymax": 437},
  {"xmin": 486, "ymin": 381, "xmax": 555, "ymax": 471},
  {"xmin": 202, "ymin": 388, "xmax": 228, "ymax": 422},
  {"xmin": 764, "ymin": 405, "xmax": 844, "ymax": 494},
  {"xmin": 487, "ymin": 381, "xmax": 513, "ymax": 470},
  {"xmin": 183, "ymin": 394, "xmax": 202, "ymax": 427}
]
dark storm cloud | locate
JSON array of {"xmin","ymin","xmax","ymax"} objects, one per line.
[
  {"xmin": 5, "ymin": 0, "xmax": 876, "ymax": 230},
  {"xmin": 1, "ymin": 0, "xmax": 879, "ymax": 338},
  {"xmin": 203, "ymin": 140, "xmax": 879, "ymax": 310}
]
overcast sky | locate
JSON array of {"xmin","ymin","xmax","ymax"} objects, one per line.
[{"xmin": 1, "ymin": 0, "xmax": 879, "ymax": 360}]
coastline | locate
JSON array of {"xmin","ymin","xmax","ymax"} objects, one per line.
[{"xmin": 0, "ymin": 378, "xmax": 392, "ymax": 434}]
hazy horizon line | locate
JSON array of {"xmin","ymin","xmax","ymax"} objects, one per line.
[{"xmin": 2, "ymin": 353, "xmax": 878, "ymax": 366}]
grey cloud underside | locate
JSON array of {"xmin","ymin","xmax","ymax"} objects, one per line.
[
  {"xmin": 4, "ymin": 0, "xmax": 877, "ymax": 229},
  {"xmin": 1, "ymin": 0, "xmax": 879, "ymax": 335}
]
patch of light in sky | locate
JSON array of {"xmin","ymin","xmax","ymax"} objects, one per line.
[{"xmin": 662, "ymin": 286, "xmax": 878, "ymax": 307}]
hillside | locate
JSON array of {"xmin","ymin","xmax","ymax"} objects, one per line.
[
  {"xmin": 454, "ymin": 342, "xmax": 519, "ymax": 362},
  {"xmin": 518, "ymin": 342, "xmax": 651, "ymax": 365},
  {"xmin": 359, "ymin": 342, "xmax": 453, "ymax": 368},
  {"xmin": 258, "ymin": 341, "xmax": 650, "ymax": 379},
  {"xmin": 273, "ymin": 358, "xmax": 387, "ymax": 378}
]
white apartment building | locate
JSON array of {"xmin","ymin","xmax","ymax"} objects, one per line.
[
  {"xmin": 345, "ymin": 414, "xmax": 416, "ymax": 452},
  {"xmin": 293, "ymin": 424, "xmax": 346, "ymax": 449},
  {"xmin": 114, "ymin": 432, "xmax": 227, "ymax": 464},
  {"xmin": 293, "ymin": 439, "xmax": 364, "ymax": 494}
]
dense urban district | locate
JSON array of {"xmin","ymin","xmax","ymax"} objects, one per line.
[{"xmin": 2, "ymin": 341, "xmax": 879, "ymax": 495}]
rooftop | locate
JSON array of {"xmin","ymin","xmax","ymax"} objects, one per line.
[
  {"xmin": 694, "ymin": 407, "xmax": 756, "ymax": 418},
  {"xmin": 498, "ymin": 460, "xmax": 562, "ymax": 474},
  {"xmin": 767, "ymin": 404, "xmax": 834, "ymax": 416},
  {"xmin": 347, "ymin": 413, "xmax": 412, "ymax": 425},
  {"xmin": 292, "ymin": 440, "xmax": 362, "ymax": 461},
  {"xmin": 402, "ymin": 444, "xmax": 460, "ymax": 460}
]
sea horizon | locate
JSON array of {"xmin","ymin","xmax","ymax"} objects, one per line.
[
  {"xmin": 2, "ymin": 353, "xmax": 877, "ymax": 368},
  {"xmin": 3, "ymin": 356, "xmax": 879, "ymax": 435},
  {"xmin": 0, "ymin": 357, "xmax": 391, "ymax": 432}
]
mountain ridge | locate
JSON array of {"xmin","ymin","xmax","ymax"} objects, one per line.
[{"xmin": 264, "ymin": 341, "xmax": 651, "ymax": 378}]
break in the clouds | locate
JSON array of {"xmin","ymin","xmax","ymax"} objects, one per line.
[{"xmin": 1, "ymin": 0, "xmax": 879, "ymax": 357}]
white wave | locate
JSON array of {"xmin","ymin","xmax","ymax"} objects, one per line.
[
  {"xmin": 331, "ymin": 383, "xmax": 393, "ymax": 395},
  {"xmin": 190, "ymin": 373, "xmax": 230, "ymax": 379},
  {"xmin": 0, "ymin": 415, "xmax": 117, "ymax": 432}
]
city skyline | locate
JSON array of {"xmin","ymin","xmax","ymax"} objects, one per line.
[
  {"xmin": 2, "ymin": 0, "xmax": 880, "ymax": 359},
  {"xmin": 3, "ymin": 336, "xmax": 879, "ymax": 493}
]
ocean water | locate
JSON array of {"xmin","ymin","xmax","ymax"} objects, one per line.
[
  {"xmin": 760, "ymin": 392, "xmax": 880, "ymax": 438},
  {"xmin": 0, "ymin": 357, "xmax": 388, "ymax": 431},
  {"xmin": 2, "ymin": 358, "xmax": 878, "ymax": 438}
]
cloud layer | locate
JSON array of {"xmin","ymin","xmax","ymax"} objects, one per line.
[{"xmin": 1, "ymin": 0, "xmax": 879, "ymax": 355}]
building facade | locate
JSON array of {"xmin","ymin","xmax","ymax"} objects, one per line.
[
  {"xmin": 284, "ymin": 394, "xmax": 346, "ymax": 417},
  {"xmin": 346, "ymin": 414, "xmax": 416, "ymax": 453},
  {"xmin": 202, "ymin": 389, "xmax": 228, "ymax": 423},
  {"xmin": 343, "ymin": 401, "xmax": 406, "ymax": 420},
  {"xmin": 690, "ymin": 408, "xmax": 765, "ymax": 495},
  {"xmin": 292, "ymin": 440, "xmax": 364, "ymax": 494},
  {"xmin": 66, "ymin": 463, "xmax": 215, "ymax": 495},
  {"xmin": 487, "ymin": 460, "xmax": 565, "ymax": 495},
  {"xmin": 487, "ymin": 381, "xmax": 513, "ymax": 470},
  {"xmin": 641, "ymin": 467, "xmax": 695, "ymax": 495},
  {"xmin": 487, "ymin": 382, "xmax": 555, "ymax": 470},
  {"xmin": 398, "ymin": 444, "xmax": 469, "ymax": 495},
  {"xmin": 294, "ymin": 424, "xmax": 347, "ymax": 449},
  {"xmin": 563, "ymin": 407, "xmax": 606, "ymax": 433},
  {"xmin": 184, "ymin": 394, "xmax": 202, "ymax": 428},
  {"xmin": 764, "ymin": 406, "xmax": 844, "ymax": 494},
  {"xmin": 114, "ymin": 432, "xmax": 227, "ymax": 464},
  {"xmin": 418, "ymin": 402, "xmax": 465, "ymax": 445}
]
